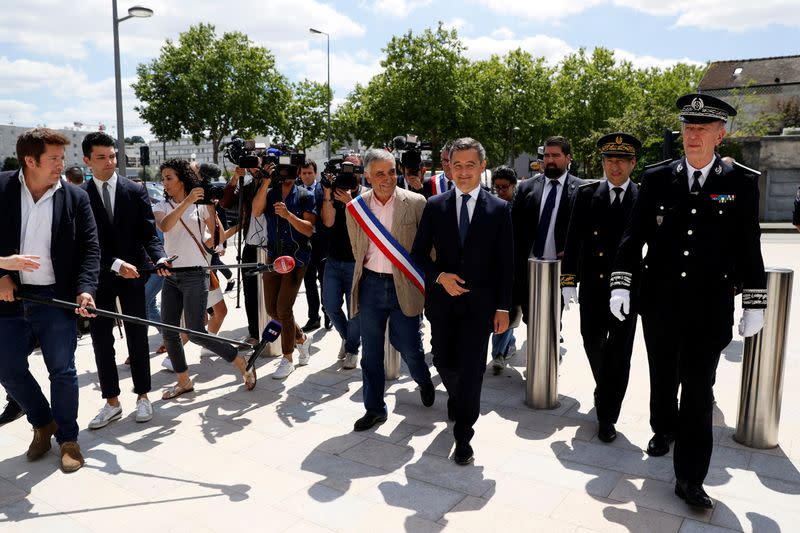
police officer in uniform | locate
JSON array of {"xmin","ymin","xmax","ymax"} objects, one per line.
[
  {"xmin": 561, "ymin": 133, "xmax": 641, "ymax": 444},
  {"xmin": 610, "ymin": 94, "xmax": 767, "ymax": 509}
]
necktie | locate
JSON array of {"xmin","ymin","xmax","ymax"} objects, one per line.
[
  {"xmin": 611, "ymin": 187, "xmax": 623, "ymax": 208},
  {"xmin": 532, "ymin": 180, "xmax": 558, "ymax": 258},
  {"xmin": 691, "ymin": 170, "xmax": 703, "ymax": 193},
  {"xmin": 459, "ymin": 193, "xmax": 470, "ymax": 245},
  {"xmin": 102, "ymin": 182, "xmax": 114, "ymax": 221}
]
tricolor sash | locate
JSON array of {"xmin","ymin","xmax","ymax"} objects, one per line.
[
  {"xmin": 346, "ymin": 195, "xmax": 425, "ymax": 295},
  {"xmin": 431, "ymin": 173, "xmax": 449, "ymax": 196}
]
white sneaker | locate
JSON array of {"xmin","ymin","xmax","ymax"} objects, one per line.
[
  {"xmin": 272, "ymin": 357, "xmax": 295, "ymax": 379},
  {"xmin": 342, "ymin": 353, "xmax": 358, "ymax": 370},
  {"xmin": 135, "ymin": 398, "xmax": 153, "ymax": 423},
  {"xmin": 491, "ymin": 356, "xmax": 506, "ymax": 370},
  {"xmin": 88, "ymin": 403, "xmax": 122, "ymax": 429},
  {"xmin": 296, "ymin": 335, "xmax": 311, "ymax": 366},
  {"xmin": 161, "ymin": 357, "xmax": 174, "ymax": 372},
  {"xmin": 337, "ymin": 340, "xmax": 346, "ymax": 360}
]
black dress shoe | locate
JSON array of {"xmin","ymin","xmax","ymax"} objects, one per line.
[
  {"xmin": 453, "ymin": 442, "xmax": 474, "ymax": 465},
  {"xmin": 675, "ymin": 480, "xmax": 713, "ymax": 509},
  {"xmin": 420, "ymin": 382, "xmax": 435, "ymax": 407},
  {"xmin": 447, "ymin": 398, "xmax": 456, "ymax": 421},
  {"xmin": 598, "ymin": 421, "xmax": 617, "ymax": 443},
  {"xmin": 323, "ymin": 314, "xmax": 332, "ymax": 330},
  {"xmin": 353, "ymin": 411, "xmax": 387, "ymax": 432},
  {"xmin": 301, "ymin": 319, "xmax": 321, "ymax": 333},
  {"xmin": 646, "ymin": 433, "xmax": 674, "ymax": 457},
  {"xmin": 0, "ymin": 398, "xmax": 23, "ymax": 426}
]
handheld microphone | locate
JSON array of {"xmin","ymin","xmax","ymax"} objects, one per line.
[
  {"xmin": 246, "ymin": 319, "xmax": 282, "ymax": 370},
  {"xmin": 244, "ymin": 256, "xmax": 296, "ymax": 276}
]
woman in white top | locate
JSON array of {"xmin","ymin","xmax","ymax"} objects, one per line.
[{"xmin": 152, "ymin": 159, "xmax": 256, "ymax": 399}]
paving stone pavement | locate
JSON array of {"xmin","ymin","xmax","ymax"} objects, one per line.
[{"xmin": 1, "ymin": 233, "xmax": 799, "ymax": 532}]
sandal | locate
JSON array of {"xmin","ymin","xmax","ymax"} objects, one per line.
[
  {"xmin": 162, "ymin": 381, "xmax": 194, "ymax": 400},
  {"xmin": 244, "ymin": 367, "xmax": 257, "ymax": 391}
]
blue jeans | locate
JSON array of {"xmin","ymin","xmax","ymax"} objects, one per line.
[
  {"xmin": 491, "ymin": 328, "xmax": 516, "ymax": 358},
  {"xmin": 144, "ymin": 273, "xmax": 164, "ymax": 328},
  {"xmin": 0, "ymin": 285, "xmax": 79, "ymax": 442},
  {"xmin": 322, "ymin": 258, "xmax": 360, "ymax": 354},
  {"xmin": 358, "ymin": 271, "xmax": 431, "ymax": 416}
]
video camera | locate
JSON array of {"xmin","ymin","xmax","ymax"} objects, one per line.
[
  {"xmin": 392, "ymin": 134, "xmax": 432, "ymax": 173},
  {"xmin": 271, "ymin": 149, "xmax": 306, "ymax": 185},
  {"xmin": 320, "ymin": 156, "xmax": 362, "ymax": 191},
  {"xmin": 224, "ymin": 137, "xmax": 268, "ymax": 168},
  {"xmin": 224, "ymin": 138, "xmax": 306, "ymax": 184}
]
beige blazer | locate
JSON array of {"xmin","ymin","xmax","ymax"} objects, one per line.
[{"xmin": 346, "ymin": 187, "xmax": 427, "ymax": 318}]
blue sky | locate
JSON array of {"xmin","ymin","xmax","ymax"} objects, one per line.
[{"xmin": 0, "ymin": 0, "xmax": 797, "ymax": 140}]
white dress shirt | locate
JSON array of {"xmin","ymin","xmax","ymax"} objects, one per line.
[
  {"xmin": 92, "ymin": 173, "xmax": 126, "ymax": 272},
  {"xmin": 686, "ymin": 158, "xmax": 715, "ymax": 190},
  {"xmin": 538, "ymin": 172, "xmax": 566, "ymax": 260},
  {"xmin": 454, "ymin": 184, "xmax": 479, "ymax": 224},
  {"xmin": 19, "ymin": 170, "xmax": 59, "ymax": 285},
  {"xmin": 607, "ymin": 178, "xmax": 631, "ymax": 204}
]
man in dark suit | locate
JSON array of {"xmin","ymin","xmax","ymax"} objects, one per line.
[
  {"xmin": 80, "ymin": 132, "xmax": 169, "ymax": 429},
  {"xmin": 611, "ymin": 94, "xmax": 767, "ymax": 509},
  {"xmin": 0, "ymin": 128, "xmax": 100, "ymax": 473},
  {"xmin": 561, "ymin": 133, "xmax": 642, "ymax": 444},
  {"xmin": 512, "ymin": 136, "xmax": 585, "ymax": 321},
  {"xmin": 411, "ymin": 137, "xmax": 514, "ymax": 465}
]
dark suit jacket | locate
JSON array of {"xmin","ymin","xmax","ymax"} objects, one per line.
[
  {"xmin": 411, "ymin": 187, "xmax": 514, "ymax": 329},
  {"xmin": 511, "ymin": 173, "xmax": 585, "ymax": 305},
  {"xmin": 561, "ymin": 180, "xmax": 639, "ymax": 311},
  {"xmin": 0, "ymin": 170, "xmax": 100, "ymax": 315},
  {"xmin": 81, "ymin": 176, "xmax": 165, "ymax": 274}
]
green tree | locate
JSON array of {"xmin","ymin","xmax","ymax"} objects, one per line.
[
  {"xmin": 2, "ymin": 156, "xmax": 19, "ymax": 171},
  {"xmin": 133, "ymin": 23, "xmax": 290, "ymax": 163},
  {"xmin": 277, "ymin": 80, "xmax": 330, "ymax": 153}
]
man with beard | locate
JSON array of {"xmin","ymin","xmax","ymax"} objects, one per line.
[
  {"xmin": 512, "ymin": 136, "xmax": 585, "ymax": 322},
  {"xmin": 406, "ymin": 141, "xmax": 454, "ymax": 199}
]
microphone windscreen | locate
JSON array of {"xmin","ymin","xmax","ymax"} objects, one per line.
[
  {"xmin": 262, "ymin": 319, "xmax": 282, "ymax": 343},
  {"xmin": 274, "ymin": 256, "xmax": 295, "ymax": 274}
]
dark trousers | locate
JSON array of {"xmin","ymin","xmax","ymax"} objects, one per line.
[
  {"xmin": 0, "ymin": 285, "xmax": 79, "ymax": 443},
  {"xmin": 210, "ymin": 252, "xmax": 232, "ymax": 281},
  {"xmin": 303, "ymin": 255, "xmax": 326, "ymax": 322},
  {"xmin": 263, "ymin": 263, "xmax": 307, "ymax": 355},
  {"xmin": 90, "ymin": 274, "xmax": 151, "ymax": 398},
  {"xmin": 430, "ymin": 303, "xmax": 492, "ymax": 445},
  {"xmin": 358, "ymin": 271, "xmax": 432, "ymax": 416},
  {"xmin": 579, "ymin": 298, "xmax": 636, "ymax": 424},
  {"xmin": 242, "ymin": 244, "xmax": 260, "ymax": 339},
  {"xmin": 642, "ymin": 314, "xmax": 730, "ymax": 484}
]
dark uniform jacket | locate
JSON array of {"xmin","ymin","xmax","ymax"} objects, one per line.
[
  {"xmin": 511, "ymin": 172, "xmax": 585, "ymax": 307},
  {"xmin": 611, "ymin": 157, "xmax": 766, "ymax": 333},
  {"xmin": 0, "ymin": 170, "xmax": 100, "ymax": 315},
  {"xmin": 562, "ymin": 179, "xmax": 639, "ymax": 310}
]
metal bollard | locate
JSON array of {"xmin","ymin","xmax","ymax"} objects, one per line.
[
  {"xmin": 526, "ymin": 258, "xmax": 561, "ymax": 409},
  {"xmin": 384, "ymin": 322, "xmax": 401, "ymax": 380},
  {"xmin": 734, "ymin": 267, "xmax": 794, "ymax": 449},
  {"xmin": 256, "ymin": 247, "xmax": 280, "ymax": 357}
]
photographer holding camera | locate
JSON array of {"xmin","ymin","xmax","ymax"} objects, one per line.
[
  {"xmin": 251, "ymin": 154, "xmax": 316, "ymax": 379},
  {"xmin": 298, "ymin": 160, "xmax": 331, "ymax": 333},
  {"xmin": 320, "ymin": 157, "xmax": 363, "ymax": 369}
]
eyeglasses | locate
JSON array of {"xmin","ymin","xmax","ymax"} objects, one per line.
[{"xmin": 494, "ymin": 184, "xmax": 513, "ymax": 191}]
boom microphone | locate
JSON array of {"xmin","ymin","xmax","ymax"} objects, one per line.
[
  {"xmin": 244, "ymin": 256, "xmax": 296, "ymax": 276},
  {"xmin": 246, "ymin": 319, "xmax": 282, "ymax": 370}
]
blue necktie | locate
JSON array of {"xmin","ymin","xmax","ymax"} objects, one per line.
[
  {"xmin": 532, "ymin": 180, "xmax": 558, "ymax": 258},
  {"xmin": 459, "ymin": 193, "xmax": 470, "ymax": 245}
]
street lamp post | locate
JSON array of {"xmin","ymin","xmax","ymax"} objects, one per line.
[
  {"xmin": 112, "ymin": 1, "xmax": 152, "ymax": 177},
  {"xmin": 309, "ymin": 28, "xmax": 331, "ymax": 160}
]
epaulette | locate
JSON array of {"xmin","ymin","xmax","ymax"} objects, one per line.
[
  {"xmin": 733, "ymin": 161, "xmax": 761, "ymax": 176},
  {"xmin": 644, "ymin": 158, "xmax": 674, "ymax": 170}
]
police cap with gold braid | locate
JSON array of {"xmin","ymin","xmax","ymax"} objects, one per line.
[
  {"xmin": 677, "ymin": 93, "xmax": 737, "ymax": 124},
  {"xmin": 597, "ymin": 132, "xmax": 641, "ymax": 158}
]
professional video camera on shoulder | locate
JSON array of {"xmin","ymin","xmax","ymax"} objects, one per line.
[
  {"xmin": 321, "ymin": 155, "xmax": 362, "ymax": 191},
  {"xmin": 224, "ymin": 137, "xmax": 268, "ymax": 168},
  {"xmin": 393, "ymin": 134, "xmax": 432, "ymax": 174},
  {"xmin": 270, "ymin": 146, "xmax": 306, "ymax": 185}
]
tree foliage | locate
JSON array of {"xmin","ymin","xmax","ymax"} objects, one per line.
[
  {"xmin": 276, "ymin": 80, "xmax": 330, "ymax": 153},
  {"xmin": 2, "ymin": 156, "xmax": 19, "ymax": 171},
  {"xmin": 133, "ymin": 23, "xmax": 289, "ymax": 163}
]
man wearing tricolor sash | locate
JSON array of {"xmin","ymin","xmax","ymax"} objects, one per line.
[
  {"xmin": 345, "ymin": 148, "xmax": 435, "ymax": 432},
  {"xmin": 406, "ymin": 141, "xmax": 454, "ymax": 199}
]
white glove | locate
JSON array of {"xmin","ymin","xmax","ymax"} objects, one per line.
[
  {"xmin": 738, "ymin": 309, "xmax": 765, "ymax": 337},
  {"xmin": 562, "ymin": 287, "xmax": 578, "ymax": 312},
  {"xmin": 609, "ymin": 288, "xmax": 630, "ymax": 322}
]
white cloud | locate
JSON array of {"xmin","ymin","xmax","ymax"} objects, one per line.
[
  {"xmin": 491, "ymin": 27, "xmax": 516, "ymax": 40},
  {"xmin": 475, "ymin": 0, "xmax": 800, "ymax": 29},
  {"xmin": 463, "ymin": 34, "xmax": 575, "ymax": 63},
  {"xmin": 612, "ymin": 48, "xmax": 704, "ymax": 69},
  {"xmin": 443, "ymin": 18, "xmax": 472, "ymax": 32},
  {"xmin": 364, "ymin": 0, "xmax": 432, "ymax": 17}
]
